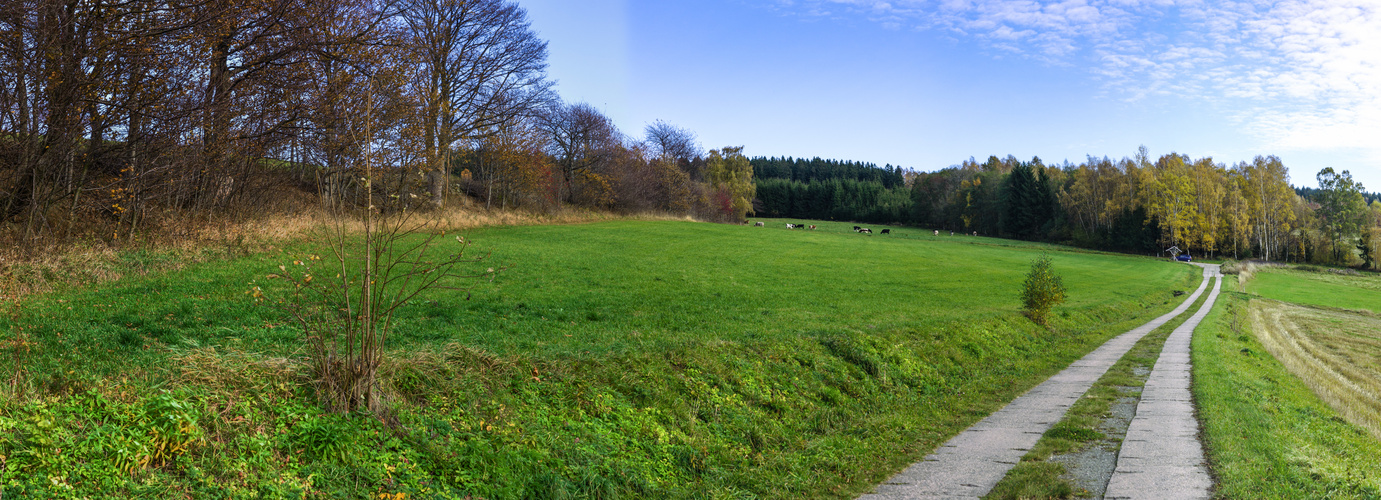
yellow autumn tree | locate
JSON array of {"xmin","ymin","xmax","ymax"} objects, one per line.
[
  {"xmin": 705, "ymin": 146, "xmax": 755, "ymax": 221},
  {"xmin": 1191, "ymin": 158, "xmax": 1227, "ymax": 256},
  {"xmin": 1141, "ymin": 154, "xmax": 1198, "ymax": 250},
  {"xmin": 1222, "ymin": 168, "xmax": 1253, "ymax": 259},
  {"xmin": 1242, "ymin": 156, "xmax": 1297, "ymax": 261}
]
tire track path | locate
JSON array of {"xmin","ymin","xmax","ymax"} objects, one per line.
[
  {"xmin": 860, "ymin": 267, "xmax": 1213, "ymax": 499},
  {"xmin": 1103, "ymin": 264, "xmax": 1221, "ymax": 499}
]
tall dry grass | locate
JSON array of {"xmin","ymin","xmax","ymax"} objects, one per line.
[{"xmin": 1249, "ymin": 299, "xmax": 1381, "ymax": 440}]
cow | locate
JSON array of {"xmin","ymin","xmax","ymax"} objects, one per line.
[
  {"xmin": 809, "ymin": 225, "xmax": 816, "ymax": 230},
  {"xmin": 853, "ymin": 226, "xmax": 861, "ymax": 231},
  {"xmin": 934, "ymin": 230, "xmax": 939, "ymax": 236},
  {"xmin": 858, "ymin": 228, "xmax": 872, "ymax": 234},
  {"xmin": 786, "ymin": 223, "xmax": 795, "ymax": 229},
  {"xmin": 881, "ymin": 229, "xmax": 891, "ymax": 234},
  {"xmin": 754, "ymin": 222, "xmax": 765, "ymax": 227}
]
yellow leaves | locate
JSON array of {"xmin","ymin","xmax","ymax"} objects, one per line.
[{"xmin": 247, "ymin": 286, "xmax": 265, "ymax": 303}]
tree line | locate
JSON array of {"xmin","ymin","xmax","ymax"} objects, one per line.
[
  {"xmin": 916, "ymin": 149, "xmax": 1380, "ymax": 267},
  {"xmin": 751, "ymin": 157, "xmax": 910, "ymax": 223},
  {"xmin": 752, "ymin": 148, "xmax": 1381, "ymax": 268},
  {"xmin": 0, "ymin": 0, "xmax": 754, "ymax": 246}
]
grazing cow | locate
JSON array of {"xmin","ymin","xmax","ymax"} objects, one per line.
[
  {"xmin": 809, "ymin": 225, "xmax": 816, "ymax": 230},
  {"xmin": 859, "ymin": 228, "xmax": 872, "ymax": 234},
  {"xmin": 934, "ymin": 230, "xmax": 939, "ymax": 236},
  {"xmin": 754, "ymin": 222, "xmax": 765, "ymax": 227},
  {"xmin": 853, "ymin": 226, "xmax": 861, "ymax": 231},
  {"xmin": 786, "ymin": 223, "xmax": 795, "ymax": 229},
  {"xmin": 881, "ymin": 229, "xmax": 890, "ymax": 234}
]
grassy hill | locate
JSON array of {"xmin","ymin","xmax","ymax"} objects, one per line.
[{"xmin": 0, "ymin": 218, "xmax": 1195, "ymax": 498}]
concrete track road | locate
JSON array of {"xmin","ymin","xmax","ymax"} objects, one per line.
[
  {"xmin": 1103, "ymin": 263, "xmax": 1221, "ymax": 500},
  {"xmin": 860, "ymin": 265, "xmax": 1216, "ymax": 499}
]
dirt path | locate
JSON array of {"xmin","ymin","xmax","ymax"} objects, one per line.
[
  {"xmin": 1103, "ymin": 264, "xmax": 1221, "ymax": 499},
  {"xmin": 859, "ymin": 268, "xmax": 1213, "ymax": 499}
]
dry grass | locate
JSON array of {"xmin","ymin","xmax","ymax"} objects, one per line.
[
  {"xmin": 1249, "ymin": 298, "xmax": 1381, "ymax": 440},
  {"xmin": 1, "ymin": 199, "xmax": 704, "ymax": 302},
  {"xmin": 171, "ymin": 346, "xmax": 303, "ymax": 400}
]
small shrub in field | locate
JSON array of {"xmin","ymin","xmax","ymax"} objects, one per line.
[{"xmin": 1021, "ymin": 255, "xmax": 1066, "ymax": 325}]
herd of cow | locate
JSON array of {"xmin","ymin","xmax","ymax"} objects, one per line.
[
  {"xmin": 750, "ymin": 221, "xmax": 890, "ymax": 234},
  {"xmin": 747, "ymin": 222, "xmax": 984, "ymax": 239},
  {"xmin": 852, "ymin": 226, "xmax": 890, "ymax": 234}
]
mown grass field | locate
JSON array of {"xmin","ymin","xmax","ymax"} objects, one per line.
[
  {"xmin": 1, "ymin": 218, "xmax": 1195, "ymax": 498},
  {"xmin": 1196, "ymin": 272, "xmax": 1381, "ymax": 499}
]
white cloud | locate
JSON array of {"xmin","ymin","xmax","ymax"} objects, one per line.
[{"xmin": 777, "ymin": 0, "xmax": 1381, "ymax": 157}]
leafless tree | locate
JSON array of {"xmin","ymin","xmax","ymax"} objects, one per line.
[
  {"xmin": 645, "ymin": 121, "xmax": 700, "ymax": 162},
  {"xmin": 540, "ymin": 102, "xmax": 622, "ymax": 204},
  {"xmin": 404, "ymin": 0, "xmax": 553, "ymax": 206}
]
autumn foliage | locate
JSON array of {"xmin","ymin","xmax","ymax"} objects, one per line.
[{"xmin": 0, "ymin": 0, "xmax": 751, "ymax": 251}]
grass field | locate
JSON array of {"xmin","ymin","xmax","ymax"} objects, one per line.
[
  {"xmin": 1195, "ymin": 278, "xmax": 1381, "ymax": 498},
  {"xmin": 1, "ymin": 218, "xmax": 1196, "ymax": 498},
  {"xmin": 1249, "ymin": 300, "xmax": 1381, "ymax": 440},
  {"xmin": 1246, "ymin": 267, "xmax": 1381, "ymax": 313}
]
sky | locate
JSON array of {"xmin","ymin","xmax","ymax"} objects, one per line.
[{"xmin": 519, "ymin": 0, "xmax": 1381, "ymax": 190}]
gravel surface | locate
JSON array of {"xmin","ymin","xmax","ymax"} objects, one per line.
[{"xmin": 1047, "ymin": 386, "xmax": 1139, "ymax": 498}]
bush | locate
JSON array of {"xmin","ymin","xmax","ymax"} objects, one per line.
[{"xmin": 1021, "ymin": 255, "xmax": 1066, "ymax": 325}]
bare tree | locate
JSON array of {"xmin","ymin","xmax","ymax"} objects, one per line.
[
  {"xmin": 645, "ymin": 119, "xmax": 701, "ymax": 161},
  {"xmin": 540, "ymin": 102, "xmax": 622, "ymax": 205},
  {"xmin": 404, "ymin": 0, "xmax": 552, "ymax": 206}
]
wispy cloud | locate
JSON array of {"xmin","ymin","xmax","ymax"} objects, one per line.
[{"xmin": 775, "ymin": 0, "xmax": 1381, "ymax": 157}]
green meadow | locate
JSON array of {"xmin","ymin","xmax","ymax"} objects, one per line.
[
  {"xmin": 1246, "ymin": 267, "xmax": 1381, "ymax": 313},
  {"xmin": 1, "ymin": 218, "xmax": 1195, "ymax": 498}
]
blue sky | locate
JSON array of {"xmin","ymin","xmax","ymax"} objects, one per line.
[{"xmin": 519, "ymin": 0, "xmax": 1380, "ymax": 190}]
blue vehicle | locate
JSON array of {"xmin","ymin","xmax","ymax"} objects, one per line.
[{"xmin": 1176, "ymin": 253, "xmax": 1192, "ymax": 262}]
